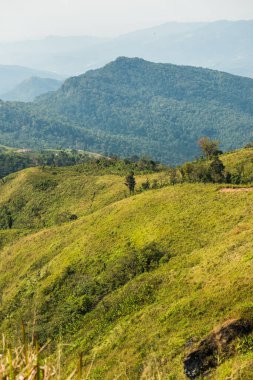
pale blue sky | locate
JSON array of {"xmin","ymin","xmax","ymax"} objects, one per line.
[{"xmin": 0, "ymin": 0, "xmax": 252, "ymax": 41}]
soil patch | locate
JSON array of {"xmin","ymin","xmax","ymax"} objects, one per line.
[{"xmin": 220, "ymin": 187, "xmax": 253, "ymax": 193}]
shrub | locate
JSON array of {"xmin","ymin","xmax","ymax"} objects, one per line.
[{"xmin": 33, "ymin": 179, "xmax": 58, "ymax": 191}]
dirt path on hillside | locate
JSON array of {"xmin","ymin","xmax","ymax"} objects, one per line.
[{"xmin": 219, "ymin": 187, "xmax": 253, "ymax": 193}]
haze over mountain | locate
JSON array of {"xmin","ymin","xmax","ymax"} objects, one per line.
[
  {"xmin": 1, "ymin": 77, "xmax": 62, "ymax": 102},
  {"xmin": 0, "ymin": 65, "xmax": 63, "ymax": 95},
  {"xmin": 0, "ymin": 35, "xmax": 105, "ymax": 76},
  {"xmin": 1, "ymin": 57, "xmax": 253, "ymax": 164},
  {"xmin": 1, "ymin": 20, "xmax": 253, "ymax": 78}
]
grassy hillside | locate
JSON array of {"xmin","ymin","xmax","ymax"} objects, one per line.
[
  {"xmin": 1, "ymin": 149, "xmax": 253, "ymax": 378},
  {"xmin": 1, "ymin": 58, "xmax": 253, "ymax": 164}
]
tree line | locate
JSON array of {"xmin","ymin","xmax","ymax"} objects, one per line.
[{"xmin": 124, "ymin": 137, "xmax": 253, "ymax": 194}]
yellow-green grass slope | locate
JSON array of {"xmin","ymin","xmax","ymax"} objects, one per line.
[{"xmin": 1, "ymin": 150, "xmax": 253, "ymax": 378}]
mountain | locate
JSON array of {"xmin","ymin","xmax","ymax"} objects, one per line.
[
  {"xmin": 0, "ymin": 58, "xmax": 252, "ymax": 164},
  {"xmin": 1, "ymin": 148, "xmax": 253, "ymax": 378},
  {"xmin": 0, "ymin": 21, "xmax": 253, "ymax": 78},
  {"xmin": 1, "ymin": 76, "xmax": 62, "ymax": 102},
  {"xmin": 0, "ymin": 65, "xmax": 63, "ymax": 95},
  {"xmin": 113, "ymin": 20, "xmax": 253, "ymax": 78}
]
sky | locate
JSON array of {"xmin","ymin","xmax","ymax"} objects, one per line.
[{"xmin": 0, "ymin": 0, "xmax": 253, "ymax": 41}]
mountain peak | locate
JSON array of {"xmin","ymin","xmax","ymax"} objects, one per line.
[{"xmin": 108, "ymin": 56, "xmax": 148, "ymax": 68}]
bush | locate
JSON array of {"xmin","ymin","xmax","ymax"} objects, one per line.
[
  {"xmin": 0, "ymin": 206, "xmax": 13, "ymax": 229},
  {"xmin": 55, "ymin": 212, "xmax": 78, "ymax": 224},
  {"xmin": 33, "ymin": 178, "xmax": 58, "ymax": 191},
  {"xmin": 104, "ymin": 243, "xmax": 168, "ymax": 292}
]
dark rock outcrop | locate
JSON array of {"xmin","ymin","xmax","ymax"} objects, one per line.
[{"xmin": 184, "ymin": 319, "xmax": 252, "ymax": 379}]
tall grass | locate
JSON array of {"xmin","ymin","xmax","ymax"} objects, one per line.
[
  {"xmin": 0, "ymin": 324, "xmax": 88, "ymax": 380},
  {"xmin": 0, "ymin": 335, "xmax": 56, "ymax": 379},
  {"xmin": 0, "ymin": 336, "xmax": 96, "ymax": 379}
]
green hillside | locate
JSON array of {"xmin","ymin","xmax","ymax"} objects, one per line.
[
  {"xmin": 1, "ymin": 58, "xmax": 253, "ymax": 164},
  {"xmin": 1, "ymin": 149, "xmax": 253, "ymax": 378}
]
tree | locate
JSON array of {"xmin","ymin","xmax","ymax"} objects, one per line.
[
  {"xmin": 125, "ymin": 172, "xmax": 136, "ymax": 195},
  {"xmin": 180, "ymin": 163, "xmax": 194, "ymax": 182},
  {"xmin": 210, "ymin": 156, "xmax": 225, "ymax": 183},
  {"xmin": 170, "ymin": 167, "xmax": 178, "ymax": 185},
  {"xmin": 180, "ymin": 162, "xmax": 211, "ymax": 183},
  {"xmin": 7, "ymin": 213, "xmax": 13, "ymax": 229},
  {"xmin": 244, "ymin": 142, "xmax": 253, "ymax": 149},
  {"xmin": 198, "ymin": 137, "xmax": 220, "ymax": 159}
]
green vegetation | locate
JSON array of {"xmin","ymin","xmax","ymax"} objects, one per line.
[
  {"xmin": 177, "ymin": 146, "xmax": 253, "ymax": 186},
  {"xmin": 0, "ymin": 147, "xmax": 102, "ymax": 179},
  {"xmin": 198, "ymin": 137, "xmax": 221, "ymax": 159},
  {"xmin": 1, "ymin": 148, "xmax": 253, "ymax": 378},
  {"xmin": 1, "ymin": 58, "xmax": 253, "ymax": 164},
  {"xmin": 125, "ymin": 171, "xmax": 136, "ymax": 194}
]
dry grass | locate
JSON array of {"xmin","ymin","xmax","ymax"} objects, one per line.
[
  {"xmin": 0, "ymin": 327, "xmax": 85, "ymax": 380},
  {"xmin": 0, "ymin": 337, "xmax": 97, "ymax": 380},
  {"xmin": 0, "ymin": 341, "xmax": 56, "ymax": 379}
]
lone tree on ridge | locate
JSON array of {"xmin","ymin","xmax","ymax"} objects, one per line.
[{"xmin": 125, "ymin": 171, "xmax": 136, "ymax": 195}]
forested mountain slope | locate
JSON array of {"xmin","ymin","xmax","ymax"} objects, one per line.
[
  {"xmin": 1, "ymin": 76, "xmax": 62, "ymax": 102},
  {"xmin": 1, "ymin": 58, "xmax": 253, "ymax": 164},
  {"xmin": 0, "ymin": 64, "xmax": 62, "ymax": 94},
  {"xmin": 1, "ymin": 149, "xmax": 253, "ymax": 378}
]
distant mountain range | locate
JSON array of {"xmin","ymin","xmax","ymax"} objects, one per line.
[
  {"xmin": 0, "ymin": 36, "xmax": 106, "ymax": 76},
  {"xmin": 0, "ymin": 57, "xmax": 253, "ymax": 164},
  {"xmin": 0, "ymin": 20, "xmax": 253, "ymax": 78},
  {"xmin": 0, "ymin": 65, "xmax": 63, "ymax": 95},
  {"xmin": 1, "ymin": 77, "xmax": 62, "ymax": 102}
]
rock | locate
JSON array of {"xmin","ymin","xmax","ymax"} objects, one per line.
[{"xmin": 184, "ymin": 319, "xmax": 252, "ymax": 379}]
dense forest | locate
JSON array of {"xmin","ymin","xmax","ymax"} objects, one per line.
[{"xmin": 1, "ymin": 58, "xmax": 253, "ymax": 164}]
